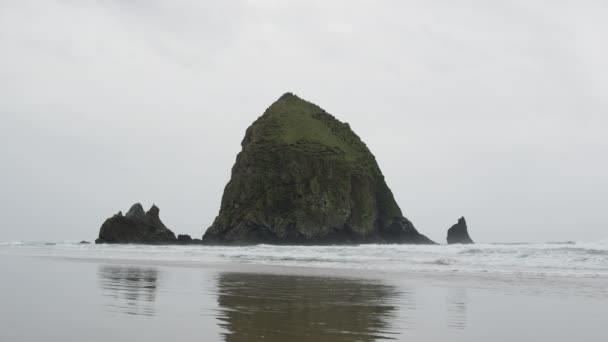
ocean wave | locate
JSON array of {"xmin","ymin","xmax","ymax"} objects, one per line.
[
  {"xmin": 459, "ymin": 248, "xmax": 483, "ymax": 255},
  {"xmin": 1, "ymin": 240, "xmax": 608, "ymax": 278},
  {"xmin": 425, "ymin": 258, "xmax": 455, "ymax": 266},
  {"xmin": 0, "ymin": 241, "xmax": 24, "ymax": 246}
]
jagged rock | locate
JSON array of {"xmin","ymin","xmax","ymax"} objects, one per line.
[
  {"xmin": 203, "ymin": 93, "xmax": 434, "ymax": 245},
  {"xmin": 95, "ymin": 203, "xmax": 177, "ymax": 244},
  {"xmin": 446, "ymin": 217, "xmax": 474, "ymax": 244},
  {"xmin": 125, "ymin": 204, "xmax": 145, "ymax": 219}
]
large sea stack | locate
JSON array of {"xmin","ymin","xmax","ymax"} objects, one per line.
[
  {"xmin": 96, "ymin": 203, "xmax": 177, "ymax": 244},
  {"xmin": 203, "ymin": 93, "xmax": 434, "ymax": 245},
  {"xmin": 446, "ymin": 217, "xmax": 474, "ymax": 244}
]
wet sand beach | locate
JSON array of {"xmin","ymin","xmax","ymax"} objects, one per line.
[{"xmin": 1, "ymin": 243, "xmax": 607, "ymax": 341}]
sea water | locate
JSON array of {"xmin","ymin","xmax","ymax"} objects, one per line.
[{"xmin": 2, "ymin": 240, "xmax": 607, "ymax": 278}]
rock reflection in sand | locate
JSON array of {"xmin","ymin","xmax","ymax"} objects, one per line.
[
  {"xmin": 94, "ymin": 265, "xmax": 473, "ymax": 339},
  {"xmin": 215, "ymin": 273, "xmax": 401, "ymax": 341},
  {"xmin": 97, "ymin": 265, "xmax": 159, "ymax": 317},
  {"xmin": 446, "ymin": 287, "xmax": 469, "ymax": 330}
]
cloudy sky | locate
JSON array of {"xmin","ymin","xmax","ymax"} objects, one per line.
[{"xmin": 1, "ymin": 0, "xmax": 606, "ymax": 243}]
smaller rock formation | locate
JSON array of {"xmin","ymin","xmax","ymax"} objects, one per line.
[
  {"xmin": 95, "ymin": 203, "xmax": 177, "ymax": 244},
  {"xmin": 177, "ymin": 234, "xmax": 193, "ymax": 243},
  {"xmin": 446, "ymin": 217, "xmax": 474, "ymax": 244}
]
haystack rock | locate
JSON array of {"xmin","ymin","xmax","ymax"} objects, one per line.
[
  {"xmin": 95, "ymin": 203, "xmax": 177, "ymax": 244},
  {"xmin": 203, "ymin": 92, "xmax": 434, "ymax": 245},
  {"xmin": 446, "ymin": 217, "xmax": 474, "ymax": 244}
]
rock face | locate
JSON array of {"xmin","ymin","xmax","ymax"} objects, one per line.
[
  {"xmin": 203, "ymin": 93, "xmax": 434, "ymax": 245},
  {"xmin": 446, "ymin": 217, "xmax": 474, "ymax": 244},
  {"xmin": 95, "ymin": 203, "xmax": 177, "ymax": 244}
]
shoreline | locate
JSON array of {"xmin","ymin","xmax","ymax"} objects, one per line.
[
  {"xmin": 7, "ymin": 253, "xmax": 604, "ymax": 299},
  {"xmin": 2, "ymin": 241, "xmax": 607, "ymax": 297}
]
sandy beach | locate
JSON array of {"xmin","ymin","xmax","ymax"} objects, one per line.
[{"xmin": 1, "ymin": 243, "xmax": 606, "ymax": 341}]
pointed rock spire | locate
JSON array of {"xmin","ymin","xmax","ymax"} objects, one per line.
[
  {"xmin": 447, "ymin": 217, "xmax": 474, "ymax": 244},
  {"xmin": 125, "ymin": 203, "xmax": 145, "ymax": 219}
]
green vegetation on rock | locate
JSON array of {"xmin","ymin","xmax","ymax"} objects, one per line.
[{"xmin": 203, "ymin": 93, "xmax": 434, "ymax": 244}]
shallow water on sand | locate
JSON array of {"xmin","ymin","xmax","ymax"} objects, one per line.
[{"xmin": 1, "ymin": 246, "xmax": 607, "ymax": 341}]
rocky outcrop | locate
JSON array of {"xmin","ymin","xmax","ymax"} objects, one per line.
[
  {"xmin": 177, "ymin": 234, "xmax": 193, "ymax": 243},
  {"xmin": 203, "ymin": 93, "xmax": 434, "ymax": 245},
  {"xmin": 446, "ymin": 217, "xmax": 474, "ymax": 244},
  {"xmin": 175, "ymin": 234, "xmax": 204, "ymax": 245},
  {"xmin": 95, "ymin": 203, "xmax": 177, "ymax": 244}
]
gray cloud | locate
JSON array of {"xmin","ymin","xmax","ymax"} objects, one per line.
[{"xmin": 0, "ymin": 0, "xmax": 606, "ymax": 242}]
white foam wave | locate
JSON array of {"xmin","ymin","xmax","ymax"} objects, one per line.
[
  {"xmin": 1, "ymin": 240, "xmax": 607, "ymax": 278},
  {"xmin": 0, "ymin": 241, "xmax": 24, "ymax": 246}
]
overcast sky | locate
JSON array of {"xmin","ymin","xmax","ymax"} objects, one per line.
[{"xmin": 1, "ymin": 0, "xmax": 606, "ymax": 243}]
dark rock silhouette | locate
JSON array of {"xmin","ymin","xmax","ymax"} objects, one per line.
[
  {"xmin": 203, "ymin": 92, "xmax": 434, "ymax": 245},
  {"xmin": 446, "ymin": 217, "xmax": 474, "ymax": 244},
  {"xmin": 95, "ymin": 203, "xmax": 177, "ymax": 244},
  {"xmin": 177, "ymin": 234, "xmax": 193, "ymax": 243}
]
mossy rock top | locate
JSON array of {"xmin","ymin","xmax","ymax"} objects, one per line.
[
  {"xmin": 250, "ymin": 93, "xmax": 366, "ymax": 161},
  {"xmin": 203, "ymin": 93, "xmax": 434, "ymax": 245}
]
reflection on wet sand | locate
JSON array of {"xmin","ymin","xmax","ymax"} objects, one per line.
[
  {"xmin": 97, "ymin": 265, "xmax": 159, "ymax": 316},
  {"xmin": 215, "ymin": 273, "xmax": 401, "ymax": 341},
  {"xmin": 94, "ymin": 265, "xmax": 474, "ymax": 339},
  {"xmin": 446, "ymin": 287, "xmax": 469, "ymax": 330}
]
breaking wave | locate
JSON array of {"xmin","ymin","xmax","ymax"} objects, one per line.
[{"xmin": 1, "ymin": 239, "xmax": 608, "ymax": 278}]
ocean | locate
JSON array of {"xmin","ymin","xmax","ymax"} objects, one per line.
[{"xmin": 1, "ymin": 241, "xmax": 607, "ymax": 341}]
